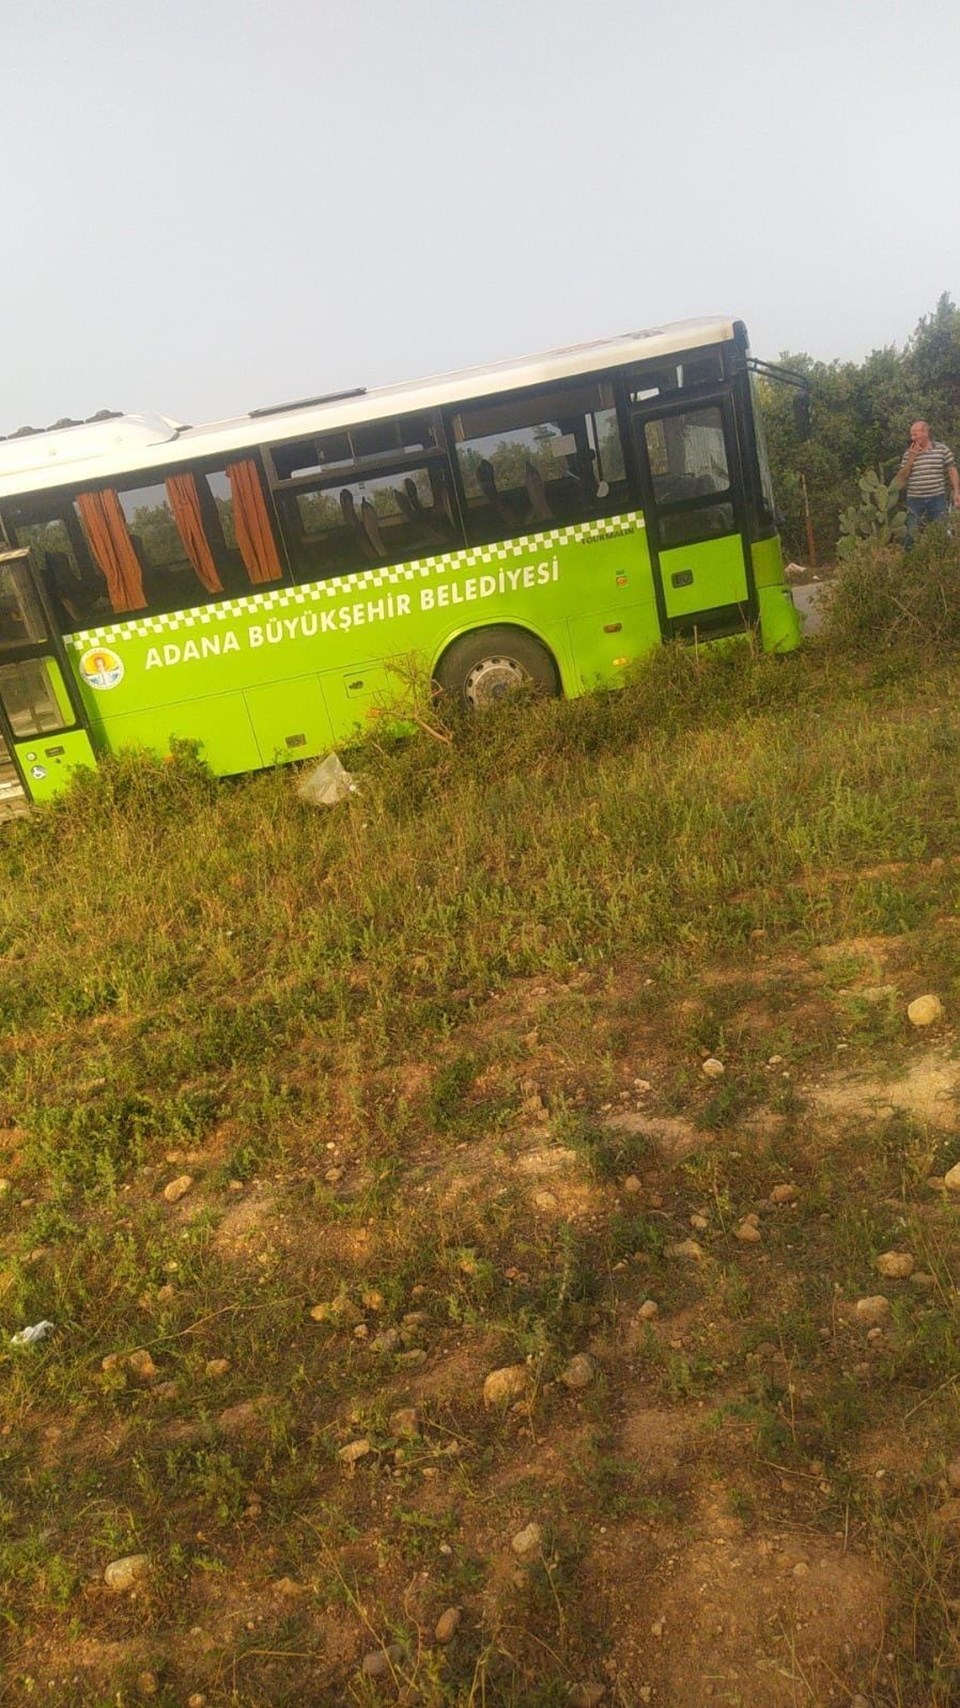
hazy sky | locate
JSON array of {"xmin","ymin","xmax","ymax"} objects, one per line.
[{"xmin": 5, "ymin": 0, "xmax": 959, "ymax": 435}]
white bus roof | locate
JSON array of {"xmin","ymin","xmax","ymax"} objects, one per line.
[{"xmin": 0, "ymin": 316, "xmax": 737, "ymax": 501}]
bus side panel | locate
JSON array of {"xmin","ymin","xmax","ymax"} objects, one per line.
[
  {"xmin": 13, "ymin": 727, "xmax": 99, "ymax": 802},
  {"xmin": 93, "ymin": 693, "xmax": 262, "ymax": 776},
  {"xmin": 244, "ymin": 676, "xmax": 334, "ymax": 766},
  {"xmin": 750, "ymin": 536, "xmax": 801, "ymax": 653},
  {"xmin": 61, "ymin": 510, "xmax": 663, "ymax": 769}
]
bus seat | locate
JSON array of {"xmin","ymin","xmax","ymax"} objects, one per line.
[
  {"xmin": 394, "ymin": 483, "xmax": 416, "ymax": 521},
  {"xmin": 360, "ymin": 498, "xmax": 386, "ymax": 557},
  {"xmin": 476, "ymin": 459, "xmax": 501, "ymax": 512},
  {"xmin": 524, "ymin": 460, "xmax": 552, "ymax": 523}
]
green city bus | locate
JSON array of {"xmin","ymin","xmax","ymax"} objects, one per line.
[{"xmin": 0, "ymin": 316, "xmax": 800, "ymax": 805}]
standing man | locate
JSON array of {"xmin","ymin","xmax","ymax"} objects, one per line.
[{"xmin": 895, "ymin": 420, "xmax": 960, "ymax": 544}]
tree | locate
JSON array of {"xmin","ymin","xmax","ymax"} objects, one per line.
[{"xmin": 759, "ymin": 296, "xmax": 960, "ymax": 562}]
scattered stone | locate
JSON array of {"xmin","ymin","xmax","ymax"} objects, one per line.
[
  {"xmin": 907, "ymin": 994, "xmax": 943, "ymax": 1028},
  {"xmin": 217, "ymin": 1395, "xmax": 274, "ymax": 1437},
  {"xmin": 157, "ymin": 1284, "xmax": 175, "ymax": 1304},
  {"xmin": 770, "ymin": 1183, "xmax": 798, "ymax": 1204},
  {"xmin": 735, "ymin": 1221, "xmax": 762, "ymax": 1243},
  {"xmin": 398, "ymin": 1348, "xmax": 427, "ymax": 1368},
  {"xmin": 944, "ymin": 1163, "xmax": 960, "ymax": 1192},
  {"xmin": 163, "ymin": 1174, "xmax": 193, "ymax": 1204},
  {"xmin": 137, "ymin": 1672, "xmax": 158, "ymax": 1696},
  {"xmin": 651, "ymin": 1616, "xmax": 666, "ymax": 1637},
  {"xmin": 689, "ymin": 1213, "xmax": 709, "ymax": 1231},
  {"xmin": 483, "ymin": 1363, "xmax": 529, "ymax": 1406},
  {"xmin": 330, "ymin": 1295, "xmax": 364, "ymax": 1327},
  {"xmin": 338, "ymin": 1438, "xmax": 372, "ymax": 1465},
  {"xmin": 275, "ymin": 1576, "xmax": 303, "ymax": 1596},
  {"xmin": 187, "ymin": 1697, "xmax": 207, "ymax": 1708},
  {"xmin": 875, "ymin": 1251, "xmax": 915, "ymax": 1279},
  {"xmin": 910, "ymin": 1271, "xmax": 936, "ymax": 1289},
  {"xmin": 517, "ymin": 1145, "xmax": 578, "ymax": 1175},
  {"xmin": 0, "ymin": 1179, "xmax": 10, "ymax": 1196},
  {"xmin": 634, "ymin": 1079, "xmax": 652, "ymax": 1093},
  {"xmin": 560, "ymin": 1353, "xmax": 595, "ymax": 1390},
  {"xmin": 534, "ymin": 1190, "xmax": 559, "ymax": 1211},
  {"xmin": 854, "ymin": 1296, "xmax": 891, "ymax": 1326},
  {"xmin": 153, "ymin": 1380, "xmax": 180, "ymax": 1401},
  {"xmin": 360, "ymin": 1644, "xmax": 404, "ymax": 1678},
  {"xmin": 434, "ymin": 1605, "xmax": 461, "ymax": 1644},
  {"xmin": 310, "ymin": 1296, "xmax": 363, "ymax": 1327},
  {"xmin": 946, "ymin": 1457, "xmax": 960, "ymax": 1490},
  {"xmin": 867, "ymin": 1327, "xmax": 884, "ymax": 1343},
  {"xmin": 638, "ymin": 1299, "xmax": 659, "ymax": 1321},
  {"xmin": 101, "ymin": 1352, "xmax": 124, "ymax": 1373},
  {"xmin": 205, "ymin": 1358, "xmax": 230, "ymax": 1379},
  {"xmin": 792, "ymin": 1560, "xmax": 810, "ymax": 1578},
  {"xmin": 324, "ymin": 1167, "xmax": 344, "ymax": 1183},
  {"xmin": 569, "ymin": 1685, "xmax": 606, "ymax": 1708},
  {"xmin": 370, "ymin": 1328, "xmax": 400, "ymax": 1354},
  {"xmin": 701, "ymin": 1057, "xmax": 725, "ymax": 1078},
  {"xmin": 849, "ymin": 1697, "xmax": 870, "ymax": 1708},
  {"xmin": 127, "ymin": 1349, "xmax": 158, "ymax": 1381},
  {"xmin": 402, "ymin": 1311, "xmax": 429, "ymax": 1328},
  {"xmin": 362, "ymin": 1288, "xmax": 384, "ymax": 1311},
  {"xmin": 623, "ymin": 1175, "xmax": 643, "ymax": 1194},
  {"xmin": 511, "ymin": 1521, "xmax": 543, "ymax": 1557},
  {"xmin": 104, "ymin": 1553, "xmax": 150, "ymax": 1591},
  {"xmin": 665, "ymin": 1238, "xmax": 704, "ymax": 1261}
]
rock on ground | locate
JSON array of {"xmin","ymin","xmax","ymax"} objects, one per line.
[{"xmin": 483, "ymin": 1363, "xmax": 529, "ymax": 1406}]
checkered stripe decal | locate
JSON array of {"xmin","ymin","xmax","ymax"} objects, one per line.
[{"xmin": 65, "ymin": 511, "xmax": 645, "ymax": 648}]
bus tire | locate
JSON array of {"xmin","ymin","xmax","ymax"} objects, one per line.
[{"xmin": 435, "ymin": 626, "xmax": 560, "ymax": 710}]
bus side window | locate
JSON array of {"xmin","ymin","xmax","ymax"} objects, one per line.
[
  {"xmin": 10, "ymin": 510, "xmax": 111, "ymax": 632},
  {"xmin": 450, "ymin": 381, "xmax": 629, "ymax": 547},
  {"xmin": 279, "ymin": 461, "xmax": 455, "ymax": 583}
]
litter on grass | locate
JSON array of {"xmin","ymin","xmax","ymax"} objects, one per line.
[
  {"xmin": 296, "ymin": 753, "xmax": 358, "ymax": 807},
  {"xmin": 10, "ymin": 1321, "xmax": 54, "ymax": 1347}
]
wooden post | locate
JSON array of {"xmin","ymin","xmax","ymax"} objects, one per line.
[{"xmin": 799, "ymin": 472, "xmax": 817, "ymax": 568}]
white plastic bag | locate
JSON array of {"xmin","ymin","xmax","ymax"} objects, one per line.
[
  {"xmin": 296, "ymin": 753, "xmax": 358, "ymax": 807},
  {"xmin": 10, "ymin": 1320, "xmax": 54, "ymax": 1346}
]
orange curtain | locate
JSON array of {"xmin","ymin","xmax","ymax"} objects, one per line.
[
  {"xmin": 165, "ymin": 473, "xmax": 223, "ymax": 594},
  {"xmin": 75, "ymin": 489, "xmax": 146, "ymax": 613},
  {"xmin": 227, "ymin": 460, "xmax": 283, "ymax": 585}
]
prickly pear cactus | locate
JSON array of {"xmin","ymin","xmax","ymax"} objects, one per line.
[{"xmin": 838, "ymin": 468, "xmax": 907, "ymax": 559}]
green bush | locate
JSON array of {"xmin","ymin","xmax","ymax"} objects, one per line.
[
  {"xmin": 837, "ymin": 468, "xmax": 907, "ymax": 559},
  {"xmin": 823, "ymin": 522, "xmax": 960, "ymax": 651}
]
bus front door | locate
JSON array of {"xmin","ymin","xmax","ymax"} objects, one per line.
[
  {"xmin": 631, "ymin": 395, "xmax": 756, "ymax": 641},
  {"xmin": 0, "ymin": 549, "xmax": 98, "ymax": 803}
]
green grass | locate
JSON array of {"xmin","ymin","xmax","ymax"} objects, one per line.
[{"xmin": 4, "ymin": 616, "xmax": 960, "ymax": 1702}]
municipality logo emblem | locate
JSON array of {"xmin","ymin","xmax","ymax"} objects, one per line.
[{"xmin": 79, "ymin": 647, "xmax": 124, "ymax": 690}]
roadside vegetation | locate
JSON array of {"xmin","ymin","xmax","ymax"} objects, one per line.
[
  {"xmin": 760, "ymin": 291, "xmax": 960, "ymax": 564},
  {"xmin": 3, "ymin": 536, "xmax": 960, "ymax": 1704}
]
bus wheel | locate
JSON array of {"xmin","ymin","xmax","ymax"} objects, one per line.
[{"xmin": 435, "ymin": 627, "xmax": 560, "ymax": 709}]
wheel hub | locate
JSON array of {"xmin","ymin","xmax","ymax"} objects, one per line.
[{"xmin": 463, "ymin": 654, "xmax": 526, "ymax": 708}]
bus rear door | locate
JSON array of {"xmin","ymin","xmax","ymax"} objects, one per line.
[
  {"xmin": 631, "ymin": 395, "xmax": 756, "ymax": 640},
  {"xmin": 0, "ymin": 549, "xmax": 98, "ymax": 803}
]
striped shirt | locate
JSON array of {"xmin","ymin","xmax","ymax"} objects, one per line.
[{"xmin": 899, "ymin": 440, "xmax": 956, "ymax": 498}]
